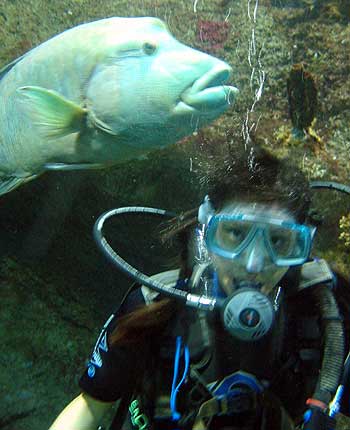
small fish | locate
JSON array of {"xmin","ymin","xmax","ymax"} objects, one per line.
[{"xmin": 0, "ymin": 17, "xmax": 238, "ymax": 195}]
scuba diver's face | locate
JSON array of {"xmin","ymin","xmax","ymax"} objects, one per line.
[{"xmin": 207, "ymin": 202, "xmax": 298, "ymax": 296}]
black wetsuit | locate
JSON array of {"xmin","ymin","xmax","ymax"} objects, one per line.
[{"xmin": 80, "ymin": 288, "xmax": 151, "ymax": 404}]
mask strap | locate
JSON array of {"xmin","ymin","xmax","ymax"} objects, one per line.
[
  {"xmin": 194, "ymin": 195, "xmax": 214, "ymax": 269},
  {"xmin": 310, "ymin": 226, "xmax": 317, "ymax": 241},
  {"xmin": 198, "ymin": 195, "xmax": 215, "ymax": 225}
]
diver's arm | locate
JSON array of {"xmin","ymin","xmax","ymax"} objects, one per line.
[{"xmin": 48, "ymin": 392, "xmax": 114, "ymax": 430}]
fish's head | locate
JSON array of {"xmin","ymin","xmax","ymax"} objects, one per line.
[{"xmin": 86, "ymin": 17, "xmax": 238, "ymax": 149}]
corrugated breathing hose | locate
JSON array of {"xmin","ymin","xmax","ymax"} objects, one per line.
[{"xmin": 311, "ymin": 284, "xmax": 344, "ymax": 405}]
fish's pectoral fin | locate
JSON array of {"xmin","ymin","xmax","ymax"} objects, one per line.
[
  {"xmin": 0, "ymin": 174, "xmax": 40, "ymax": 196},
  {"xmin": 17, "ymin": 86, "xmax": 87, "ymax": 138},
  {"xmin": 87, "ymin": 109, "xmax": 117, "ymax": 136}
]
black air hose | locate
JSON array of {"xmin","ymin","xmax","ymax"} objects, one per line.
[{"xmin": 310, "ymin": 284, "xmax": 344, "ymax": 405}]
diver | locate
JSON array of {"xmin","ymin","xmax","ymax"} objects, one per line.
[{"xmin": 49, "ymin": 146, "xmax": 350, "ymax": 430}]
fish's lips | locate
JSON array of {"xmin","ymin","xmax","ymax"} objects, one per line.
[{"xmin": 180, "ymin": 65, "xmax": 239, "ymax": 113}]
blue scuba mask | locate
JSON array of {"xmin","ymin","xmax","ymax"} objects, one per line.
[{"xmin": 205, "ymin": 213, "xmax": 316, "ymax": 267}]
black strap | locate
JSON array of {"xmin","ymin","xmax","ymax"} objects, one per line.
[
  {"xmin": 108, "ymin": 283, "xmax": 144, "ymax": 430},
  {"xmin": 109, "ymin": 388, "xmax": 134, "ymax": 430}
]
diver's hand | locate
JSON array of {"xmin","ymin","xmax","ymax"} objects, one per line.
[{"xmin": 302, "ymin": 406, "xmax": 336, "ymax": 430}]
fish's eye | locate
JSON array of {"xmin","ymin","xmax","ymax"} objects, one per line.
[{"xmin": 142, "ymin": 42, "xmax": 157, "ymax": 55}]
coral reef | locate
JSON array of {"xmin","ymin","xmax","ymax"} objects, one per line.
[{"xmin": 339, "ymin": 214, "xmax": 350, "ymax": 248}]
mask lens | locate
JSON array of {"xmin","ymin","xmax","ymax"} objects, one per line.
[
  {"xmin": 267, "ymin": 225, "xmax": 298, "ymax": 258},
  {"xmin": 216, "ymin": 220, "xmax": 252, "ymax": 251},
  {"xmin": 265, "ymin": 223, "xmax": 310, "ymax": 264},
  {"xmin": 206, "ymin": 216, "xmax": 255, "ymax": 258}
]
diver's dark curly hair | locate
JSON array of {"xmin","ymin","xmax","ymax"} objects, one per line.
[{"xmin": 203, "ymin": 145, "xmax": 311, "ymax": 223}]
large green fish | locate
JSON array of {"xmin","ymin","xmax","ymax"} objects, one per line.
[{"xmin": 0, "ymin": 17, "xmax": 238, "ymax": 195}]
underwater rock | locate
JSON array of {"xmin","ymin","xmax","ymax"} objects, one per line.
[{"xmin": 287, "ymin": 63, "xmax": 318, "ymax": 138}]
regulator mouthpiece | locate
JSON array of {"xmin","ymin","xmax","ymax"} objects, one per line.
[{"xmin": 222, "ymin": 288, "xmax": 275, "ymax": 341}]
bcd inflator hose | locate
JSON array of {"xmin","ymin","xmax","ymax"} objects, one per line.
[
  {"xmin": 311, "ymin": 285, "xmax": 345, "ymax": 405},
  {"xmin": 309, "ymin": 181, "xmax": 348, "ymax": 412}
]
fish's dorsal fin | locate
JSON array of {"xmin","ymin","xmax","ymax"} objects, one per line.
[
  {"xmin": 0, "ymin": 54, "xmax": 27, "ymax": 81},
  {"xmin": 17, "ymin": 86, "xmax": 87, "ymax": 138}
]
